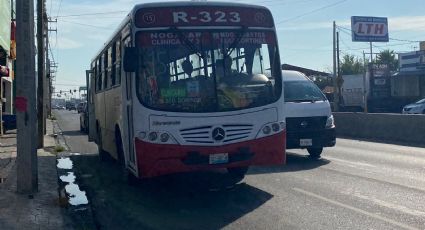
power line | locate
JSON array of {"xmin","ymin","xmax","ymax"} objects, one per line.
[
  {"xmin": 276, "ymin": 0, "xmax": 349, "ymax": 24},
  {"xmin": 54, "ymin": 10, "xmax": 127, "ymax": 18},
  {"xmin": 60, "ymin": 19, "xmax": 111, "ymax": 29},
  {"xmin": 56, "ymin": 0, "xmax": 63, "ymax": 18}
]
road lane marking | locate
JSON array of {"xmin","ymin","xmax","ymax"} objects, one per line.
[
  {"xmin": 352, "ymin": 193, "xmax": 425, "ymax": 218},
  {"xmin": 325, "ymin": 156, "xmax": 377, "ymax": 168},
  {"xmin": 322, "ymin": 167, "xmax": 425, "ymax": 194},
  {"xmin": 293, "ymin": 187, "xmax": 420, "ymax": 230}
]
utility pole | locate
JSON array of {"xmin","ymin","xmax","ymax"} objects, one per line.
[
  {"xmin": 16, "ymin": 0, "xmax": 38, "ymax": 193},
  {"xmin": 47, "ymin": 18, "xmax": 57, "ymax": 118},
  {"xmin": 336, "ymin": 31, "xmax": 341, "ymax": 108},
  {"xmin": 37, "ymin": 0, "xmax": 45, "ymax": 148},
  {"xmin": 362, "ymin": 51, "xmax": 368, "ymax": 113},
  {"xmin": 332, "ymin": 21, "xmax": 339, "ymax": 112}
]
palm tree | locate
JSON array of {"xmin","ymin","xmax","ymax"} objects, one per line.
[{"xmin": 376, "ymin": 49, "xmax": 398, "ymax": 71}]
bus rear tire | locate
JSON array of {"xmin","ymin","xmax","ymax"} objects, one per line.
[
  {"xmin": 97, "ymin": 127, "xmax": 108, "ymax": 161},
  {"xmin": 307, "ymin": 147, "xmax": 323, "ymax": 159},
  {"xmin": 227, "ymin": 166, "xmax": 249, "ymax": 182}
]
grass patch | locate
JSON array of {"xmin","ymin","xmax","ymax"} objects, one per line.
[{"xmin": 54, "ymin": 145, "xmax": 66, "ymax": 153}]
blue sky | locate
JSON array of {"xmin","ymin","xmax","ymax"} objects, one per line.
[{"xmin": 46, "ymin": 0, "xmax": 425, "ymax": 92}]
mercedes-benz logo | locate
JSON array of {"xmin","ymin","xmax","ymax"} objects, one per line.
[
  {"xmin": 300, "ymin": 121, "xmax": 308, "ymax": 128},
  {"xmin": 212, "ymin": 127, "xmax": 225, "ymax": 141}
]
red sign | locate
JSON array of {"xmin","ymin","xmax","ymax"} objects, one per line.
[
  {"xmin": 15, "ymin": 96, "xmax": 28, "ymax": 112},
  {"xmin": 135, "ymin": 7, "xmax": 274, "ymax": 28}
]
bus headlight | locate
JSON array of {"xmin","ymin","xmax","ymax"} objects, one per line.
[
  {"xmin": 138, "ymin": 132, "xmax": 147, "ymax": 139},
  {"xmin": 148, "ymin": 132, "xmax": 158, "ymax": 141},
  {"xmin": 325, "ymin": 115, "xmax": 335, "ymax": 129},
  {"xmin": 272, "ymin": 123, "xmax": 280, "ymax": 132},
  {"xmin": 279, "ymin": 121, "xmax": 286, "ymax": 130},
  {"xmin": 160, "ymin": 133, "xmax": 169, "ymax": 142},
  {"xmin": 257, "ymin": 121, "xmax": 285, "ymax": 138},
  {"xmin": 262, "ymin": 125, "xmax": 271, "ymax": 134}
]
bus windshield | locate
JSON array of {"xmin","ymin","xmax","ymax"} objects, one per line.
[{"xmin": 135, "ymin": 30, "xmax": 282, "ymax": 112}]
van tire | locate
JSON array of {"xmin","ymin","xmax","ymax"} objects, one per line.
[{"xmin": 307, "ymin": 147, "xmax": 323, "ymax": 159}]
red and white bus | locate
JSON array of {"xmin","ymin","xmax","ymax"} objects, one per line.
[{"xmin": 86, "ymin": 1, "xmax": 286, "ymax": 180}]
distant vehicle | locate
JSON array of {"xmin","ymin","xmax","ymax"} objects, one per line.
[
  {"xmin": 402, "ymin": 98, "xmax": 425, "ymax": 114},
  {"xmin": 283, "ymin": 70, "xmax": 336, "ymax": 159},
  {"xmin": 77, "ymin": 102, "xmax": 87, "ymax": 113},
  {"xmin": 80, "ymin": 103, "xmax": 88, "ymax": 132},
  {"xmin": 340, "ymin": 74, "xmax": 367, "ymax": 112},
  {"xmin": 66, "ymin": 102, "xmax": 76, "ymax": 110}
]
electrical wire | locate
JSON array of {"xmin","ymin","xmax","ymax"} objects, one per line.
[
  {"xmin": 54, "ymin": 11, "xmax": 127, "ymax": 18},
  {"xmin": 276, "ymin": 0, "xmax": 349, "ymax": 24}
]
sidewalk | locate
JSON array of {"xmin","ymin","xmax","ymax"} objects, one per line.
[{"xmin": 0, "ymin": 119, "xmax": 74, "ymax": 230}]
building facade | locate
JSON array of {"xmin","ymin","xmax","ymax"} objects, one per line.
[{"xmin": 0, "ymin": 0, "xmax": 14, "ymax": 115}]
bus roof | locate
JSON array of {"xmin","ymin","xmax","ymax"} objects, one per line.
[
  {"xmin": 91, "ymin": 1, "xmax": 272, "ymax": 65},
  {"xmin": 132, "ymin": 1, "xmax": 270, "ymax": 11}
]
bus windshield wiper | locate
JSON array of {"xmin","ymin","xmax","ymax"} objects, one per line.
[
  {"xmin": 172, "ymin": 27, "xmax": 206, "ymax": 60},
  {"xmin": 225, "ymin": 27, "xmax": 247, "ymax": 57}
]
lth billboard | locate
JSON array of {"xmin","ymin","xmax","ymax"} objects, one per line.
[{"xmin": 351, "ymin": 16, "xmax": 389, "ymax": 42}]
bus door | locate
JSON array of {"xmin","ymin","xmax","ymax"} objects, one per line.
[
  {"xmin": 122, "ymin": 36, "xmax": 137, "ymax": 174},
  {"xmin": 86, "ymin": 70, "xmax": 96, "ymax": 142}
]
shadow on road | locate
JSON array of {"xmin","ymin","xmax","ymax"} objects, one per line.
[
  {"xmin": 248, "ymin": 151, "xmax": 330, "ymax": 175},
  {"xmin": 71, "ymin": 154, "xmax": 273, "ymax": 230},
  {"xmin": 60, "ymin": 130, "xmax": 86, "ymax": 137}
]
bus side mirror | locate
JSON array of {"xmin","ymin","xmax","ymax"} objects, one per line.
[{"xmin": 123, "ymin": 47, "xmax": 138, "ymax": 72}]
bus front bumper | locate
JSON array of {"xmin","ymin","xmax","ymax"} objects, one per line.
[{"xmin": 134, "ymin": 132, "xmax": 286, "ymax": 178}]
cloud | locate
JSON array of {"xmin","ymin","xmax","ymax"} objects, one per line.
[
  {"xmin": 56, "ymin": 37, "xmax": 83, "ymax": 50},
  {"xmin": 389, "ymin": 16, "xmax": 425, "ymax": 31}
]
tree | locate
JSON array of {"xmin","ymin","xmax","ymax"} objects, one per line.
[
  {"xmin": 340, "ymin": 54, "xmax": 364, "ymax": 75},
  {"xmin": 376, "ymin": 49, "xmax": 398, "ymax": 71}
]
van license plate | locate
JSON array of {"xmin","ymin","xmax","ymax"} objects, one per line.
[
  {"xmin": 300, "ymin": 139, "xmax": 313, "ymax": 147},
  {"xmin": 209, "ymin": 153, "xmax": 229, "ymax": 164}
]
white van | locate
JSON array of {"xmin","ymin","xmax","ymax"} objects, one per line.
[{"xmin": 283, "ymin": 70, "xmax": 336, "ymax": 158}]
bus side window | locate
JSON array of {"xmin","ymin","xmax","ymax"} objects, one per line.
[
  {"xmin": 115, "ymin": 40, "xmax": 121, "ymax": 85},
  {"xmin": 97, "ymin": 59, "xmax": 102, "ymax": 92},
  {"xmin": 111, "ymin": 42, "xmax": 117, "ymax": 86},
  {"xmin": 103, "ymin": 52, "xmax": 108, "ymax": 90},
  {"xmin": 108, "ymin": 46, "xmax": 114, "ymax": 88}
]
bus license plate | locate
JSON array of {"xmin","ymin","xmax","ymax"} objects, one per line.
[
  {"xmin": 300, "ymin": 139, "xmax": 313, "ymax": 147},
  {"xmin": 209, "ymin": 153, "xmax": 229, "ymax": 164}
]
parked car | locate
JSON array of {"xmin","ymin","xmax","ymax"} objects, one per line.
[
  {"xmin": 66, "ymin": 102, "xmax": 76, "ymax": 110},
  {"xmin": 283, "ymin": 70, "xmax": 336, "ymax": 159},
  {"xmin": 77, "ymin": 102, "xmax": 87, "ymax": 113},
  {"xmin": 80, "ymin": 103, "xmax": 88, "ymax": 133},
  {"xmin": 402, "ymin": 98, "xmax": 425, "ymax": 114}
]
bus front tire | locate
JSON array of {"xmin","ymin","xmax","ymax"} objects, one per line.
[
  {"xmin": 116, "ymin": 131, "xmax": 138, "ymax": 185},
  {"xmin": 307, "ymin": 147, "xmax": 323, "ymax": 159},
  {"xmin": 227, "ymin": 166, "xmax": 249, "ymax": 181}
]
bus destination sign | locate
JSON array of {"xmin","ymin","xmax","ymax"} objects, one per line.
[
  {"xmin": 137, "ymin": 31, "xmax": 276, "ymax": 47},
  {"xmin": 135, "ymin": 7, "xmax": 274, "ymax": 28}
]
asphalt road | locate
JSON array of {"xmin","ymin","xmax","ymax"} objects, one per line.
[{"xmin": 53, "ymin": 109, "xmax": 425, "ymax": 230}]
